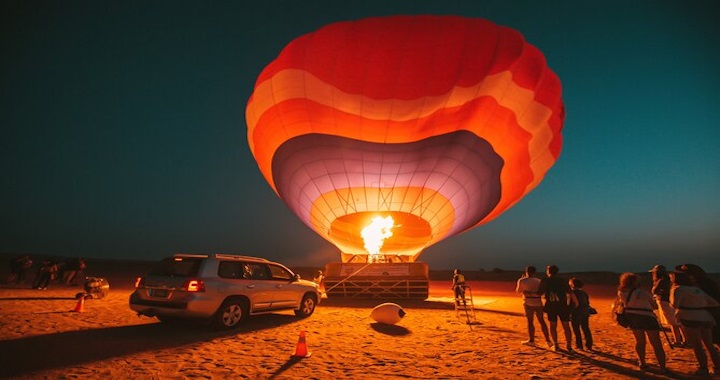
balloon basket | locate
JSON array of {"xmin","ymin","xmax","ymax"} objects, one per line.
[{"xmin": 322, "ymin": 262, "xmax": 429, "ymax": 299}]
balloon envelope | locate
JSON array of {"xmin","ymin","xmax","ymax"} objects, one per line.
[{"xmin": 246, "ymin": 15, "xmax": 565, "ymax": 262}]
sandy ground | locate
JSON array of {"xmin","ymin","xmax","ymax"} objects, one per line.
[{"xmin": 0, "ymin": 279, "xmax": 710, "ymax": 380}]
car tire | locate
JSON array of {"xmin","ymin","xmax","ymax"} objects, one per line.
[
  {"xmin": 213, "ymin": 298, "xmax": 248, "ymax": 329},
  {"xmin": 294, "ymin": 293, "xmax": 317, "ymax": 318}
]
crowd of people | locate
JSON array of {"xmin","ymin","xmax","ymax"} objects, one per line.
[
  {"xmin": 5, "ymin": 255, "xmax": 87, "ymax": 290},
  {"xmin": 515, "ymin": 265, "xmax": 595, "ymax": 352},
  {"xmin": 509, "ymin": 263, "xmax": 720, "ymax": 376}
]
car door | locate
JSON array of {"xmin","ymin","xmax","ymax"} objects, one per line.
[
  {"xmin": 216, "ymin": 261, "xmax": 274, "ymax": 312},
  {"xmin": 266, "ymin": 264, "xmax": 298, "ymax": 309},
  {"xmin": 245, "ymin": 262, "xmax": 275, "ymax": 311}
]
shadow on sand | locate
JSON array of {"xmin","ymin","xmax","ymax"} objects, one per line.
[
  {"xmin": 569, "ymin": 349, "xmax": 695, "ymax": 380},
  {"xmin": 0, "ymin": 296, "xmax": 77, "ymax": 301},
  {"xmin": 0, "ymin": 314, "xmax": 298, "ymax": 378},
  {"xmin": 370, "ymin": 322, "xmax": 411, "ymax": 336}
]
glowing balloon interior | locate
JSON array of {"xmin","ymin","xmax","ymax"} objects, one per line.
[{"xmin": 246, "ymin": 15, "xmax": 565, "ymax": 263}]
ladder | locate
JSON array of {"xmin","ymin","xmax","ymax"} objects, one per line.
[{"xmin": 454, "ymin": 285, "xmax": 477, "ymax": 325}]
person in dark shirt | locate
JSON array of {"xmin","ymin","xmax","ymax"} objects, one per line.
[
  {"xmin": 6, "ymin": 255, "xmax": 32, "ymax": 285},
  {"xmin": 539, "ymin": 265, "xmax": 577, "ymax": 352},
  {"xmin": 451, "ymin": 269, "xmax": 467, "ymax": 306},
  {"xmin": 569, "ymin": 277, "xmax": 593, "ymax": 351},
  {"xmin": 33, "ymin": 260, "xmax": 58, "ymax": 290}
]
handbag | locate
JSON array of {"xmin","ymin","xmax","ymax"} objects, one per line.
[
  {"xmin": 612, "ymin": 288, "xmax": 636, "ymax": 328},
  {"xmin": 588, "ymin": 306, "xmax": 598, "ymax": 315}
]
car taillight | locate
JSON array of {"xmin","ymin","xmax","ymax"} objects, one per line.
[
  {"xmin": 183, "ymin": 279, "xmax": 205, "ymax": 292},
  {"xmin": 134, "ymin": 276, "xmax": 144, "ymax": 288}
]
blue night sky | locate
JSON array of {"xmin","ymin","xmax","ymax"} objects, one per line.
[{"xmin": 2, "ymin": 1, "xmax": 718, "ymax": 272}]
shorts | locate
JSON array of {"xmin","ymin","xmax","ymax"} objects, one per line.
[
  {"xmin": 626, "ymin": 313, "xmax": 661, "ymax": 331},
  {"xmin": 545, "ymin": 304, "xmax": 570, "ymax": 322}
]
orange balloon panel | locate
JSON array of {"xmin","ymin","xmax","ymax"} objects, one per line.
[{"xmin": 246, "ymin": 15, "xmax": 565, "ymax": 261}]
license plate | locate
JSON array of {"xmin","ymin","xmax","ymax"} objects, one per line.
[{"xmin": 151, "ymin": 289, "xmax": 169, "ymax": 297}]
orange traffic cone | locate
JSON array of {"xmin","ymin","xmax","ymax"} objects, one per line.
[
  {"xmin": 291, "ymin": 331, "xmax": 311, "ymax": 358},
  {"xmin": 71, "ymin": 296, "xmax": 85, "ymax": 313}
]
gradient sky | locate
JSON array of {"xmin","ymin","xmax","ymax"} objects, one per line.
[{"xmin": 2, "ymin": 1, "xmax": 718, "ymax": 273}]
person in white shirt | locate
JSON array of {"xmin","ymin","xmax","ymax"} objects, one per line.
[
  {"xmin": 516, "ymin": 266, "xmax": 551, "ymax": 347},
  {"xmin": 617, "ymin": 272, "xmax": 667, "ymax": 373},
  {"xmin": 670, "ymin": 270, "xmax": 720, "ymax": 376}
]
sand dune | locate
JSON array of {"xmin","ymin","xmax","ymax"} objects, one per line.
[{"xmin": 0, "ymin": 279, "xmax": 708, "ymax": 379}]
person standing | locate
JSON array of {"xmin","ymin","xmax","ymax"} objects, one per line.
[
  {"xmin": 62, "ymin": 258, "xmax": 78, "ymax": 285},
  {"xmin": 649, "ymin": 264, "xmax": 685, "ymax": 347},
  {"xmin": 678, "ymin": 264, "xmax": 720, "ymax": 348},
  {"xmin": 17, "ymin": 255, "xmax": 33, "ymax": 285},
  {"xmin": 569, "ymin": 277, "xmax": 593, "ymax": 351},
  {"xmin": 312, "ymin": 270, "xmax": 324, "ymax": 284},
  {"xmin": 451, "ymin": 269, "xmax": 466, "ymax": 306},
  {"xmin": 670, "ymin": 270, "xmax": 720, "ymax": 376},
  {"xmin": 6, "ymin": 255, "xmax": 32, "ymax": 285},
  {"xmin": 312, "ymin": 270, "xmax": 324, "ymax": 293},
  {"xmin": 539, "ymin": 265, "xmax": 577, "ymax": 352},
  {"xmin": 617, "ymin": 272, "xmax": 667, "ymax": 373},
  {"xmin": 516, "ymin": 266, "xmax": 551, "ymax": 347},
  {"xmin": 70, "ymin": 258, "xmax": 86, "ymax": 286}
]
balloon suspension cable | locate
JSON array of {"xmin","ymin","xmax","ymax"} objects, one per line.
[{"xmin": 321, "ymin": 261, "xmax": 374, "ymax": 297}]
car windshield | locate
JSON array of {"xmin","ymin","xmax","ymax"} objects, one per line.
[{"xmin": 149, "ymin": 257, "xmax": 202, "ymax": 277}]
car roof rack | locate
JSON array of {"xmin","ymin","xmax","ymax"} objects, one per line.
[
  {"xmin": 172, "ymin": 253, "xmax": 210, "ymax": 258},
  {"xmin": 212, "ymin": 254, "xmax": 270, "ymax": 262}
]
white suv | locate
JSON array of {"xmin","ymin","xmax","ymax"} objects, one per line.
[{"xmin": 129, "ymin": 254, "xmax": 321, "ymax": 329}]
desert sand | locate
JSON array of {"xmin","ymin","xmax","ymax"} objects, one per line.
[{"xmin": 0, "ymin": 276, "xmax": 709, "ymax": 379}]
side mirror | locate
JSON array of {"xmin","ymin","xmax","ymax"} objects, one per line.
[{"xmin": 291, "ymin": 273, "xmax": 301, "ymax": 282}]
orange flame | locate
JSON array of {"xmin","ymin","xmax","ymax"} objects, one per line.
[{"xmin": 361, "ymin": 216, "xmax": 395, "ymax": 260}]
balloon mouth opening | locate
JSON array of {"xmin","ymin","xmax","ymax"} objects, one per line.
[{"xmin": 328, "ymin": 211, "xmax": 432, "ymax": 263}]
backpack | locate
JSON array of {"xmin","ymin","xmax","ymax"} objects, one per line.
[{"xmin": 612, "ymin": 288, "xmax": 635, "ymax": 328}]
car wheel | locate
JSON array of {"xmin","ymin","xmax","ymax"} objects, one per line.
[
  {"xmin": 213, "ymin": 298, "xmax": 248, "ymax": 329},
  {"xmin": 294, "ymin": 293, "xmax": 317, "ymax": 318}
]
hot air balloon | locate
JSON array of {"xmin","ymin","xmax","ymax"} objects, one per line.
[{"xmin": 246, "ymin": 15, "xmax": 564, "ymax": 268}]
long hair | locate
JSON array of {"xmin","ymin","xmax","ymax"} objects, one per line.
[{"xmin": 618, "ymin": 272, "xmax": 640, "ymax": 292}]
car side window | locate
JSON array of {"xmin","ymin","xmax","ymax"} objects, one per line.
[
  {"xmin": 218, "ymin": 261, "xmax": 243, "ymax": 279},
  {"xmin": 248, "ymin": 263, "xmax": 270, "ymax": 280},
  {"xmin": 269, "ymin": 264, "xmax": 292, "ymax": 281}
]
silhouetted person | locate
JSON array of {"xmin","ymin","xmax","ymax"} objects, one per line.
[
  {"xmin": 677, "ymin": 263, "xmax": 720, "ymax": 347},
  {"xmin": 539, "ymin": 265, "xmax": 576, "ymax": 352},
  {"xmin": 61, "ymin": 257, "xmax": 78, "ymax": 285},
  {"xmin": 70, "ymin": 258, "xmax": 86, "ymax": 286},
  {"xmin": 6, "ymin": 255, "xmax": 32, "ymax": 285},
  {"xmin": 451, "ymin": 269, "xmax": 466, "ymax": 306},
  {"xmin": 33, "ymin": 260, "xmax": 58, "ymax": 290},
  {"xmin": 649, "ymin": 264, "xmax": 685, "ymax": 347},
  {"xmin": 516, "ymin": 266, "xmax": 551, "ymax": 347},
  {"xmin": 569, "ymin": 277, "xmax": 593, "ymax": 351},
  {"xmin": 670, "ymin": 270, "xmax": 720, "ymax": 376}
]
